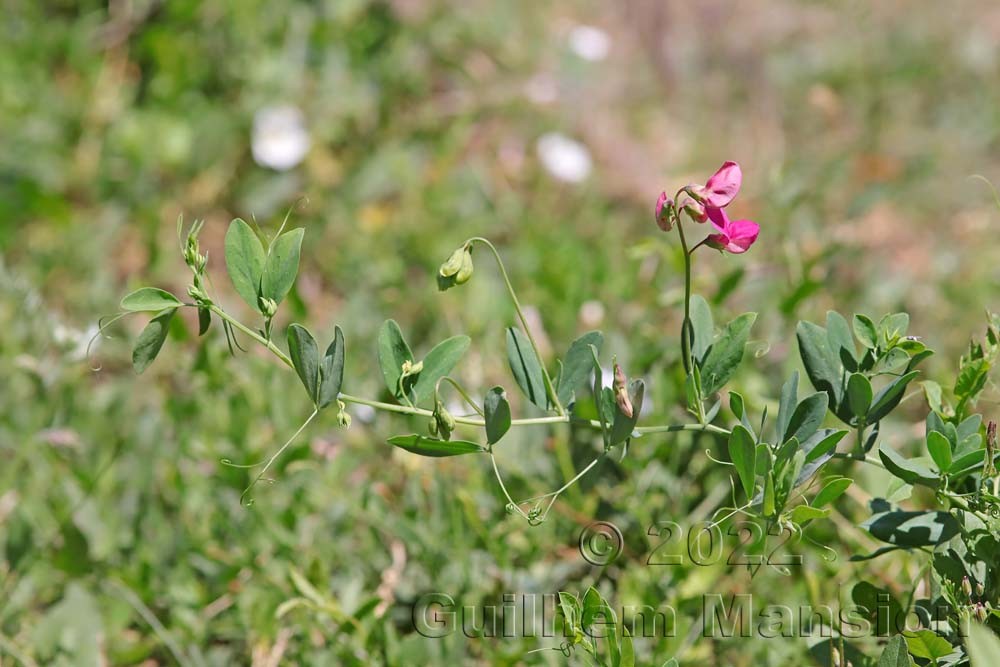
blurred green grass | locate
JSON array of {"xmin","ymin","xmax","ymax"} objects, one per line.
[{"xmin": 3, "ymin": 1, "xmax": 1000, "ymax": 665}]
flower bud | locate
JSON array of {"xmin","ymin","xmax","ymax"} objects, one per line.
[
  {"xmin": 434, "ymin": 400, "xmax": 455, "ymax": 440},
  {"xmin": 439, "ymin": 247, "xmax": 465, "ymax": 278},
  {"xmin": 438, "ymin": 245, "xmax": 474, "ymax": 291},
  {"xmin": 613, "ymin": 362, "xmax": 633, "ymax": 419},
  {"xmin": 401, "ymin": 360, "xmax": 423, "ymax": 377},
  {"xmin": 976, "ymin": 603, "xmax": 988, "ymax": 622},
  {"xmin": 682, "ymin": 200, "xmax": 708, "ymax": 223},
  {"xmin": 336, "ymin": 401, "xmax": 352, "ymax": 428},
  {"xmin": 655, "ymin": 192, "xmax": 673, "ymax": 231},
  {"xmin": 977, "ymin": 582, "xmax": 986, "ymax": 597},
  {"xmin": 831, "ymin": 647, "xmax": 841, "ymax": 667},
  {"xmin": 259, "ymin": 297, "xmax": 278, "ymax": 319},
  {"xmin": 963, "ymin": 576, "xmax": 973, "ymax": 598}
]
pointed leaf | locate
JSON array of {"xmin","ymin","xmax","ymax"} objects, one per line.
[
  {"xmin": 287, "ymin": 323, "xmax": 320, "ymax": 404},
  {"xmin": 854, "ymin": 314, "xmax": 878, "ymax": 350},
  {"xmin": 796, "ymin": 320, "xmax": 844, "ymax": 409},
  {"xmin": 224, "ymin": 218, "xmax": 266, "ymax": 312},
  {"xmin": 260, "ymin": 227, "xmax": 304, "ymax": 307},
  {"xmin": 377, "ymin": 320, "xmax": 414, "ymax": 401},
  {"xmin": 827, "ymin": 310, "xmax": 857, "ymax": 369},
  {"xmin": 132, "ymin": 309, "xmax": 175, "ymax": 374},
  {"xmin": 412, "ymin": 336, "xmax": 471, "ymax": 406},
  {"xmin": 317, "ymin": 326, "xmax": 345, "ymax": 409},
  {"xmin": 926, "ymin": 430, "xmax": 952, "ymax": 473},
  {"xmin": 776, "ymin": 371, "xmax": 799, "ymax": 444},
  {"xmin": 868, "ymin": 371, "xmax": 920, "ymax": 423},
  {"xmin": 507, "ymin": 327, "xmax": 548, "ymax": 410},
  {"xmin": 699, "ymin": 312, "xmax": 756, "ymax": 396},
  {"xmin": 729, "ymin": 425, "xmax": 757, "ymax": 499},
  {"xmin": 120, "ymin": 287, "xmax": 183, "ymax": 312},
  {"xmin": 879, "ymin": 445, "xmax": 940, "ymax": 488},
  {"xmin": 846, "ymin": 373, "xmax": 873, "ymax": 420},
  {"xmin": 689, "ymin": 294, "xmax": 714, "ymax": 364},
  {"xmin": 556, "ymin": 331, "xmax": 604, "ymax": 405},
  {"xmin": 784, "ymin": 392, "xmax": 829, "ymax": 445},
  {"xmin": 813, "ymin": 477, "xmax": 852, "ymax": 508},
  {"xmin": 484, "ymin": 387, "xmax": 511, "ymax": 445}
]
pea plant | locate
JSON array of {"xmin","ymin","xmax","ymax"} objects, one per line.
[{"xmin": 105, "ymin": 162, "xmax": 1000, "ymax": 666}]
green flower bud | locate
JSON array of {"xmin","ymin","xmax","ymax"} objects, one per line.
[
  {"xmin": 438, "ymin": 244, "xmax": 473, "ymax": 291},
  {"xmin": 977, "ymin": 582, "xmax": 986, "ymax": 597},
  {"xmin": 963, "ymin": 576, "xmax": 973, "ymax": 598},
  {"xmin": 439, "ymin": 247, "xmax": 465, "ymax": 278},
  {"xmin": 259, "ymin": 297, "xmax": 278, "ymax": 319},
  {"xmin": 434, "ymin": 400, "xmax": 456, "ymax": 440},
  {"xmin": 336, "ymin": 401, "xmax": 352, "ymax": 428}
]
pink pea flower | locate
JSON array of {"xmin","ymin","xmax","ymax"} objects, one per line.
[
  {"xmin": 655, "ymin": 192, "xmax": 673, "ymax": 231},
  {"xmin": 705, "ymin": 207, "xmax": 759, "ymax": 254},
  {"xmin": 690, "ymin": 161, "xmax": 742, "ymax": 209}
]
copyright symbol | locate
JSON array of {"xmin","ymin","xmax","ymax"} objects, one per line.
[{"xmin": 579, "ymin": 521, "xmax": 623, "ymax": 565}]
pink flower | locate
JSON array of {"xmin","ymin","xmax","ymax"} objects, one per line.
[
  {"xmin": 690, "ymin": 161, "xmax": 742, "ymax": 209},
  {"xmin": 705, "ymin": 207, "xmax": 759, "ymax": 254},
  {"xmin": 655, "ymin": 192, "xmax": 673, "ymax": 231}
]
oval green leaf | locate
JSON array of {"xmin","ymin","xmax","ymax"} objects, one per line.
[
  {"xmin": 120, "ymin": 287, "xmax": 183, "ymax": 312},
  {"xmin": 224, "ymin": 218, "xmax": 266, "ymax": 312}
]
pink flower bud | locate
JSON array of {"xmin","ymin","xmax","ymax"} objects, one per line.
[{"xmin": 655, "ymin": 192, "xmax": 673, "ymax": 231}]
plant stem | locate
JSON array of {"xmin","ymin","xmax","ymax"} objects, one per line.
[
  {"xmin": 208, "ymin": 304, "xmax": 728, "ymax": 436},
  {"xmin": 467, "ymin": 237, "xmax": 565, "ymax": 416},
  {"xmin": 674, "ymin": 215, "xmax": 694, "ymax": 375}
]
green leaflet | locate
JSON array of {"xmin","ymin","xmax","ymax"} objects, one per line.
[
  {"xmin": 484, "ymin": 386, "xmax": 511, "ymax": 445},
  {"xmin": 729, "ymin": 425, "xmax": 757, "ymax": 499},
  {"xmin": 411, "ymin": 335, "xmax": 471, "ymax": 407},
  {"xmin": 120, "ymin": 287, "xmax": 183, "ymax": 312},
  {"xmin": 556, "ymin": 331, "xmax": 603, "ymax": 405},
  {"xmin": 287, "ymin": 323, "xmax": 320, "ymax": 405},
  {"xmin": 377, "ymin": 320, "xmax": 414, "ymax": 401},
  {"xmin": 506, "ymin": 327, "xmax": 548, "ymax": 410},
  {"xmin": 224, "ymin": 218, "xmax": 266, "ymax": 312},
  {"xmin": 132, "ymin": 309, "xmax": 175, "ymax": 374},
  {"xmin": 260, "ymin": 227, "xmax": 304, "ymax": 308},
  {"xmin": 699, "ymin": 312, "xmax": 756, "ymax": 396}
]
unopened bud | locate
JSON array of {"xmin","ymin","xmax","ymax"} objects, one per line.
[
  {"xmin": 336, "ymin": 401, "xmax": 352, "ymax": 428},
  {"xmin": 613, "ymin": 362, "xmax": 633, "ymax": 419},
  {"xmin": 259, "ymin": 297, "xmax": 278, "ymax": 318},
  {"xmin": 682, "ymin": 201, "xmax": 708, "ymax": 223},
  {"xmin": 401, "ymin": 360, "xmax": 423, "ymax": 377},
  {"xmin": 976, "ymin": 603, "xmax": 988, "ymax": 622},
  {"xmin": 434, "ymin": 400, "xmax": 455, "ymax": 440},
  {"xmin": 977, "ymin": 582, "xmax": 986, "ymax": 597},
  {"xmin": 831, "ymin": 647, "xmax": 841, "ymax": 667},
  {"xmin": 438, "ymin": 245, "xmax": 474, "ymax": 291},
  {"xmin": 963, "ymin": 577, "xmax": 973, "ymax": 598},
  {"xmin": 655, "ymin": 192, "xmax": 673, "ymax": 231}
]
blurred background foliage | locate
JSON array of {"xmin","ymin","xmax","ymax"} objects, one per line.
[{"xmin": 3, "ymin": 0, "xmax": 1000, "ymax": 665}]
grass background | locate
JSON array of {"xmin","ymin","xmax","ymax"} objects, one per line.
[{"xmin": 3, "ymin": 1, "xmax": 1000, "ymax": 664}]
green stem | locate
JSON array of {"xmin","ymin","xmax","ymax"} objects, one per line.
[
  {"xmin": 467, "ymin": 237, "xmax": 564, "ymax": 416},
  {"xmin": 208, "ymin": 304, "xmax": 727, "ymax": 435},
  {"xmin": 674, "ymin": 214, "xmax": 694, "ymax": 375}
]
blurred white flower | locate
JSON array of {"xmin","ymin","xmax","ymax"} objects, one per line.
[
  {"xmin": 569, "ymin": 25, "xmax": 611, "ymax": 62},
  {"xmin": 536, "ymin": 132, "xmax": 592, "ymax": 183},
  {"xmin": 251, "ymin": 105, "xmax": 311, "ymax": 171}
]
